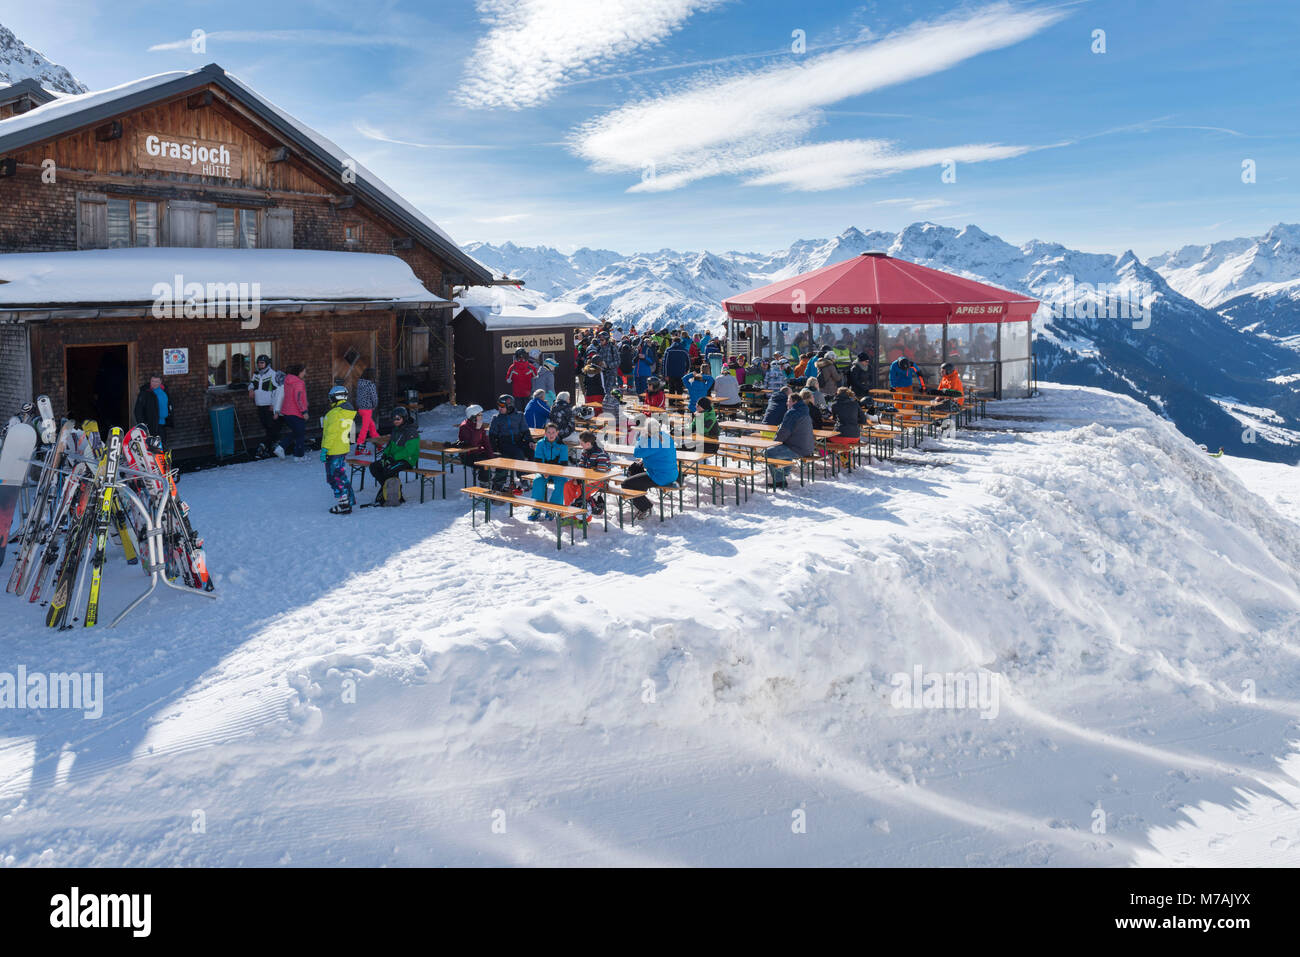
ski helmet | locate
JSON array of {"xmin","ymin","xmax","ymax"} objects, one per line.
[
  {"xmin": 576, "ymin": 405, "xmax": 596, "ymax": 421},
  {"xmin": 328, "ymin": 385, "xmax": 349, "ymax": 403},
  {"xmin": 466, "ymin": 404, "xmax": 484, "ymax": 418},
  {"xmin": 940, "ymin": 362, "xmax": 955, "ymax": 374},
  {"xmin": 257, "ymin": 354, "xmax": 271, "ymax": 367},
  {"xmin": 607, "ymin": 387, "xmax": 623, "ymax": 403},
  {"xmin": 497, "ymin": 394, "xmax": 515, "ymax": 412},
  {"xmin": 391, "ymin": 405, "xmax": 409, "ymax": 422},
  {"xmin": 514, "ymin": 348, "xmax": 528, "ymax": 359},
  {"xmin": 647, "ymin": 376, "xmax": 662, "ymax": 391}
]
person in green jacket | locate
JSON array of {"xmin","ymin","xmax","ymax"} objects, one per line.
[
  {"xmin": 692, "ymin": 396, "xmax": 720, "ymax": 451},
  {"xmin": 369, "ymin": 405, "xmax": 419, "ymax": 505}
]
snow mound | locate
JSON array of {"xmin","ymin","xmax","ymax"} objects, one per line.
[{"xmin": 2, "ymin": 385, "xmax": 1299, "ymax": 866}]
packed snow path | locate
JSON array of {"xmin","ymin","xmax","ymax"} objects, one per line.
[{"xmin": 1, "ymin": 385, "xmax": 1298, "ymax": 866}]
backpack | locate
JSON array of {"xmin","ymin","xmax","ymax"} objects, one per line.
[{"xmin": 379, "ymin": 475, "xmax": 404, "ymax": 506}]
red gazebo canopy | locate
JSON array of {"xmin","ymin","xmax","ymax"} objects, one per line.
[{"xmin": 723, "ymin": 252, "xmax": 1038, "ymax": 324}]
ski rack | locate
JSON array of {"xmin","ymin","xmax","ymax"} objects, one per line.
[{"xmin": 37, "ymin": 454, "xmax": 217, "ymax": 627}]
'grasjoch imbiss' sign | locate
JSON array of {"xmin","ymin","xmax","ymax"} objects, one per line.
[
  {"xmin": 500, "ymin": 332, "xmax": 566, "ymax": 354},
  {"xmin": 136, "ymin": 132, "xmax": 244, "ymax": 179}
]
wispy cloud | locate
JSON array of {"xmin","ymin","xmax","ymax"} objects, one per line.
[
  {"xmin": 475, "ymin": 212, "xmax": 533, "ymax": 224},
  {"xmin": 353, "ymin": 122, "xmax": 498, "ymax": 150},
  {"xmin": 631, "ymin": 139, "xmax": 1039, "ymax": 193},
  {"xmin": 571, "ymin": 2, "xmax": 1066, "ymax": 191},
  {"xmin": 148, "ymin": 29, "xmax": 421, "ymax": 52},
  {"xmin": 457, "ymin": 0, "xmax": 725, "ymax": 110},
  {"xmin": 876, "ymin": 197, "xmax": 956, "ymax": 212}
]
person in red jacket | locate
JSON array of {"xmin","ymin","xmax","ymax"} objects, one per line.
[
  {"xmin": 505, "ymin": 348, "xmax": 536, "ymax": 406},
  {"xmin": 643, "ymin": 376, "xmax": 667, "ymax": 408},
  {"xmin": 273, "ymin": 363, "xmax": 309, "ymax": 460},
  {"xmin": 456, "ymin": 404, "xmax": 493, "ymax": 483}
]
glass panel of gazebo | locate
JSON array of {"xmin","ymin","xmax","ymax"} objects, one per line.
[
  {"xmin": 999, "ymin": 320, "xmax": 1032, "ymax": 398},
  {"xmin": 964, "ymin": 363, "xmax": 998, "ymax": 394},
  {"xmin": 879, "ymin": 323, "xmax": 944, "ymax": 365},
  {"xmin": 811, "ymin": 322, "xmax": 874, "ymax": 364},
  {"xmin": 946, "ymin": 322, "xmax": 999, "ymax": 364}
]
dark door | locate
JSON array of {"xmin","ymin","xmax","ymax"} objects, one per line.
[{"xmin": 65, "ymin": 344, "xmax": 131, "ymax": 438}]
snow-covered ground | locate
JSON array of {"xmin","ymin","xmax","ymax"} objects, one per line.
[{"xmin": 2, "ymin": 384, "xmax": 1299, "ymax": 867}]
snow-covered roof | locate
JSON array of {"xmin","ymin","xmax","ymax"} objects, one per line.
[
  {"xmin": 454, "ymin": 283, "xmax": 598, "ymax": 331},
  {"xmin": 0, "ymin": 64, "xmax": 491, "ymax": 285},
  {"xmin": 0, "ymin": 248, "xmax": 446, "ymax": 308}
]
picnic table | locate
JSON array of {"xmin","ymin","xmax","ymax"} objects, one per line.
[
  {"xmin": 714, "ymin": 433, "xmax": 781, "ymax": 471},
  {"xmin": 470, "ymin": 457, "xmax": 623, "ymax": 538},
  {"xmin": 604, "ymin": 442, "xmax": 713, "ymax": 508}
]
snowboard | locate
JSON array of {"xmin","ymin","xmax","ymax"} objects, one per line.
[{"xmin": 0, "ymin": 421, "xmax": 39, "ymax": 567}]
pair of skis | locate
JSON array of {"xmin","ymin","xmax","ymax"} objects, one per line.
[
  {"xmin": 121, "ymin": 426, "xmax": 212, "ymax": 592},
  {"xmin": 44, "ymin": 428, "xmax": 123, "ymax": 629}
]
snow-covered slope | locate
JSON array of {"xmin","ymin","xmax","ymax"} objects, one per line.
[
  {"xmin": 0, "ymin": 24, "xmax": 85, "ymax": 94},
  {"xmin": 1, "ymin": 386, "xmax": 1298, "ymax": 866},
  {"xmin": 470, "ymin": 224, "xmax": 1300, "ymax": 462}
]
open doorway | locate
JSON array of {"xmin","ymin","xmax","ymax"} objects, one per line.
[{"xmin": 65, "ymin": 344, "xmax": 132, "ymax": 438}]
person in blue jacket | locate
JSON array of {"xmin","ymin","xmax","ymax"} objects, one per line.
[
  {"xmin": 765, "ymin": 391, "xmax": 815, "ymax": 489},
  {"xmin": 889, "ymin": 355, "xmax": 924, "ymax": 389},
  {"xmin": 529, "ymin": 421, "xmax": 569, "ymax": 519},
  {"xmin": 763, "ymin": 386, "xmax": 792, "ymax": 426},
  {"xmin": 663, "ymin": 337, "xmax": 691, "ymax": 393},
  {"xmin": 683, "ymin": 362, "xmax": 715, "ymax": 412},
  {"xmin": 634, "ymin": 344, "xmax": 656, "ymax": 395},
  {"xmin": 624, "ymin": 419, "xmax": 678, "ymax": 519},
  {"xmin": 888, "ymin": 356, "xmax": 926, "ymax": 413},
  {"xmin": 523, "ymin": 389, "xmax": 551, "ymax": 430}
]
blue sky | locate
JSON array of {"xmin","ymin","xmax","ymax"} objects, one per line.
[{"xmin": 6, "ymin": 0, "xmax": 1297, "ymax": 257}]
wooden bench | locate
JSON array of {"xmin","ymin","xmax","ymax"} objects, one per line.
[
  {"xmin": 461, "ymin": 486, "xmax": 585, "ymax": 551},
  {"xmin": 348, "ymin": 435, "xmax": 448, "ymax": 502},
  {"xmin": 604, "ymin": 476, "xmax": 683, "ymax": 525},
  {"xmin": 693, "ymin": 462, "xmax": 761, "ymax": 505}
]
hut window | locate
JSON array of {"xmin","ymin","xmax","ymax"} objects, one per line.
[
  {"xmin": 216, "ymin": 208, "xmax": 259, "ymax": 249},
  {"xmin": 207, "ymin": 340, "xmax": 273, "ymax": 388},
  {"xmin": 345, "ymin": 224, "xmax": 362, "ymax": 244},
  {"xmin": 106, "ymin": 198, "xmax": 161, "ymax": 248}
]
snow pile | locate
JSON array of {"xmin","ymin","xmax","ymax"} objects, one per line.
[
  {"xmin": 453, "ymin": 283, "xmax": 598, "ymax": 330},
  {"xmin": 1, "ymin": 385, "xmax": 1299, "ymax": 866},
  {"xmin": 0, "ymin": 248, "xmax": 441, "ymax": 306}
]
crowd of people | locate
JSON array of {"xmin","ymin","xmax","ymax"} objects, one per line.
[{"xmin": 222, "ymin": 323, "xmax": 969, "ymax": 518}]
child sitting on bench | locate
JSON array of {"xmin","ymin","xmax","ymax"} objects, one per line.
[{"xmin": 529, "ymin": 421, "xmax": 569, "ymax": 520}]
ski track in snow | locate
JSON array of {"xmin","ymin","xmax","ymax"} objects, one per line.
[{"xmin": 1, "ymin": 384, "xmax": 1299, "ymax": 866}]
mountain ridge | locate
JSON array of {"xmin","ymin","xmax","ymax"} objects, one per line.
[{"xmin": 0, "ymin": 24, "xmax": 86, "ymax": 94}]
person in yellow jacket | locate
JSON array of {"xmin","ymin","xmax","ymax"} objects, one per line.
[{"xmin": 320, "ymin": 384, "xmax": 358, "ymax": 514}]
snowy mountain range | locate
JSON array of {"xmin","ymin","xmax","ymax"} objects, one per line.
[
  {"xmin": 467, "ymin": 223, "xmax": 1300, "ymax": 463},
  {"xmin": 0, "ymin": 24, "xmax": 85, "ymax": 94}
]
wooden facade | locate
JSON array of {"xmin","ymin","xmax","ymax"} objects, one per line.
[{"xmin": 0, "ymin": 66, "xmax": 489, "ymax": 458}]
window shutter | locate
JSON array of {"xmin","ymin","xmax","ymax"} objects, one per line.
[
  {"xmin": 196, "ymin": 203, "xmax": 217, "ymax": 247},
  {"xmin": 77, "ymin": 192, "xmax": 108, "ymax": 249},
  {"xmin": 164, "ymin": 200, "xmax": 218, "ymax": 247},
  {"xmin": 263, "ymin": 208, "xmax": 294, "ymax": 248}
]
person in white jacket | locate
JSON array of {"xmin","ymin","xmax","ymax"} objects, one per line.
[{"xmin": 248, "ymin": 354, "xmax": 285, "ymax": 456}]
